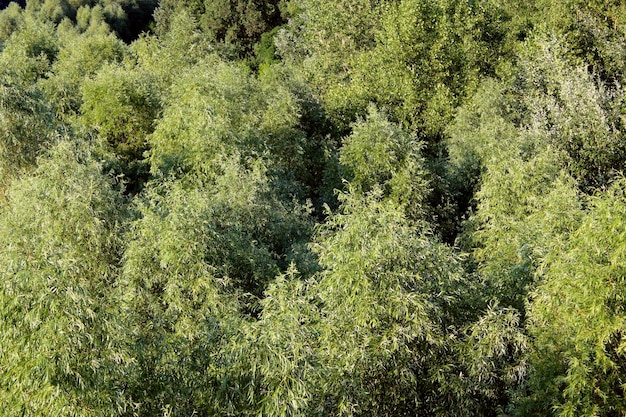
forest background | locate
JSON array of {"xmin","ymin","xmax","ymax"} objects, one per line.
[{"xmin": 1, "ymin": 0, "xmax": 626, "ymax": 416}]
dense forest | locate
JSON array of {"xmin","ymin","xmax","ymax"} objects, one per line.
[{"xmin": 1, "ymin": 0, "xmax": 626, "ymax": 415}]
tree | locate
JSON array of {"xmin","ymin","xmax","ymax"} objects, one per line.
[
  {"xmin": 227, "ymin": 188, "xmax": 466, "ymax": 417},
  {"xmin": 25, "ymin": 0, "xmax": 158, "ymax": 42},
  {"xmin": 527, "ymin": 0, "xmax": 626, "ymax": 83},
  {"xmin": 520, "ymin": 179, "xmax": 626, "ymax": 416},
  {"xmin": 147, "ymin": 55, "xmax": 321, "ymax": 203},
  {"xmin": 514, "ymin": 36, "xmax": 626, "ymax": 189},
  {"xmin": 131, "ymin": 8, "xmax": 212, "ymax": 97},
  {"xmin": 278, "ymin": 0, "xmax": 515, "ymax": 137},
  {"xmin": 119, "ymin": 156, "xmax": 314, "ymax": 415},
  {"xmin": 438, "ymin": 305, "xmax": 529, "ymax": 417},
  {"xmin": 153, "ymin": 0, "xmax": 284, "ymax": 58},
  {"xmin": 0, "ymin": 82, "xmax": 55, "ymax": 197},
  {"xmin": 41, "ymin": 31, "xmax": 127, "ymax": 120},
  {"xmin": 201, "ymin": 0, "xmax": 284, "ymax": 55},
  {"xmin": 339, "ymin": 104, "xmax": 429, "ymax": 221},
  {"xmin": 306, "ymin": 185, "xmax": 467, "ymax": 416},
  {"xmin": 469, "ymin": 150, "xmax": 582, "ymax": 311},
  {"xmin": 275, "ymin": 0, "xmax": 386, "ymax": 130},
  {"xmin": 0, "ymin": 2, "xmax": 25, "ymax": 45},
  {"xmin": 80, "ymin": 62, "xmax": 159, "ymax": 163},
  {"xmin": 0, "ymin": 13, "xmax": 58, "ymax": 84},
  {"xmin": 0, "ymin": 137, "xmax": 129, "ymax": 416}
]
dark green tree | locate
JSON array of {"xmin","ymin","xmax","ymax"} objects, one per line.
[
  {"xmin": 278, "ymin": 0, "xmax": 516, "ymax": 137},
  {"xmin": 154, "ymin": 0, "xmax": 284, "ymax": 57}
]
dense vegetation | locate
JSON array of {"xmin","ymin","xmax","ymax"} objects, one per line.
[{"xmin": 1, "ymin": 0, "xmax": 626, "ymax": 415}]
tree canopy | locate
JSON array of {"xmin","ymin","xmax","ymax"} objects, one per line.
[{"xmin": 1, "ymin": 0, "xmax": 626, "ymax": 416}]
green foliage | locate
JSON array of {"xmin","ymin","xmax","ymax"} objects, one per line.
[
  {"xmin": 253, "ymin": 25, "xmax": 281, "ymax": 71},
  {"xmin": 26, "ymin": 0, "xmax": 158, "ymax": 42},
  {"xmin": 201, "ymin": 0, "xmax": 284, "ymax": 52},
  {"xmin": 147, "ymin": 56, "xmax": 267, "ymax": 178},
  {"xmin": 307, "ymin": 187, "xmax": 463, "ymax": 416},
  {"xmin": 0, "ymin": 137, "xmax": 129, "ymax": 416},
  {"xmin": 275, "ymin": 0, "xmax": 385, "ymax": 130},
  {"xmin": 120, "ymin": 157, "xmax": 313, "ymax": 414},
  {"xmin": 448, "ymin": 35, "xmax": 626, "ymax": 254},
  {"xmin": 340, "ymin": 104, "xmax": 429, "ymax": 220},
  {"xmin": 365, "ymin": 0, "xmax": 517, "ymax": 134},
  {"xmin": 147, "ymin": 56, "xmax": 320, "ymax": 200},
  {"xmin": 522, "ymin": 179, "xmax": 626, "ymax": 416},
  {"xmin": 446, "ymin": 78, "xmax": 520, "ymax": 178},
  {"xmin": 151, "ymin": 0, "xmax": 203, "ymax": 38},
  {"xmin": 439, "ymin": 306, "xmax": 529, "ymax": 416},
  {"xmin": 443, "ymin": 78, "xmax": 521, "ymax": 240},
  {"xmin": 41, "ymin": 31, "xmax": 127, "ymax": 119},
  {"xmin": 2, "ymin": 0, "xmax": 626, "ymax": 415},
  {"xmin": 231, "ymin": 268, "xmax": 319, "ymax": 417},
  {"xmin": 120, "ymin": 180, "xmax": 237, "ymax": 416},
  {"xmin": 279, "ymin": 0, "xmax": 515, "ymax": 135},
  {"xmin": 514, "ymin": 37, "xmax": 626, "ymax": 188},
  {"xmin": 280, "ymin": 0, "xmax": 380, "ymax": 58},
  {"xmin": 128, "ymin": 158, "xmax": 312, "ymax": 305},
  {"xmin": 0, "ymin": 82, "xmax": 55, "ymax": 196},
  {"xmin": 221, "ymin": 106, "xmax": 464, "ymax": 415},
  {"xmin": 232, "ymin": 187, "xmax": 467, "ymax": 417},
  {"xmin": 0, "ymin": 14, "xmax": 58, "ymax": 84},
  {"xmin": 80, "ymin": 62, "xmax": 159, "ymax": 161},
  {"xmin": 0, "ymin": 2, "xmax": 25, "ymax": 46},
  {"xmin": 443, "ymin": 31, "xmax": 626, "ymax": 417},
  {"xmin": 130, "ymin": 8, "xmax": 213, "ymax": 101},
  {"xmin": 471, "ymin": 149, "xmax": 583, "ymax": 311},
  {"xmin": 154, "ymin": 0, "xmax": 284, "ymax": 57},
  {"xmin": 530, "ymin": 0, "xmax": 626, "ymax": 82}
]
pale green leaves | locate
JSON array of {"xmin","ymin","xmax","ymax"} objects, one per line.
[
  {"xmin": 0, "ymin": 82, "xmax": 55, "ymax": 196},
  {"xmin": 472, "ymin": 149, "xmax": 583, "ymax": 309},
  {"xmin": 148, "ymin": 57, "xmax": 310, "ymax": 191},
  {"xmin": 0, "ymin": 15, "xmax": 58, "ymax": 85},
  {"xmin": 119, "ymin": 156, "xmax": 314, "ymax": 414},
  {"xmin": 42, "ymin": 32, "xmax": 127, "ymax": 119},
  {"xmin": 340, "ymin": 105, "xmax": 428, "ymax": 219},
  {"xmin": 0, "ymin": 137, "xmax": 128, "ymax": 416},
  {"xmin": 306, "ymin": 186, "xmax": 462, "ymax": 416},
  {"xmin": 528, "ymin": 179, "xmax": 626, "ymax": 416},
  {"xmin": 80, "ymin": 63, "xmax": 159, "ymax": 161}
]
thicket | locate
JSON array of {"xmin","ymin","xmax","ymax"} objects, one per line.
[{"xmin": 1, "ymin": 0, "xmax": 626, "ymax": 415}]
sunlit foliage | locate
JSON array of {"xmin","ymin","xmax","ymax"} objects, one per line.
[
  {"xmin": 2, "ymin": 0, "xmax": 626, "ymax": 416},
  {"xmin": 0, "ymin": 138, "xmax": 129, "ymax": 416}
]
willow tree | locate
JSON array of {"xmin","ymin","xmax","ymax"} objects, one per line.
[
  {"xmin": 0, "ymin": 82, "xmax": 55, "ymax": 197},
  {"xmin": 521, "ymin": 179, "xmax": 626, "ymax": 416},
  {"xmin": 0, "ymin": 138, "xmax": 129, "ymax": 416},
  {"xmin": 228, "ymin": 106, "xmax": 468, "ymax": 417}
]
